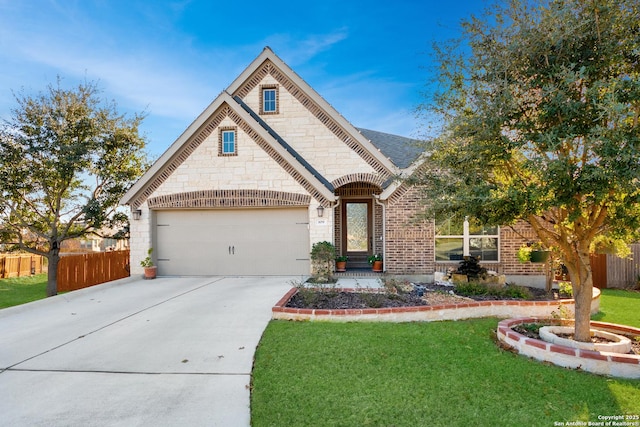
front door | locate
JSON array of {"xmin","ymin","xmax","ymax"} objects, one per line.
[{"xmin": 342, "ymin": 200, "xmax": 372, "ymax": 269}]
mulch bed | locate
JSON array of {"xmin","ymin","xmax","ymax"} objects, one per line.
[
  {"xmin": 286, "ymin": 289, "xmax": 428, "ymax": 309},
  {"xmin": 285, "ymin": 283, "xmax": 556, "ymax": 310}
]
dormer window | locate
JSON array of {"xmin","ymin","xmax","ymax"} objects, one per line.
[
  {"xmin": 219, "ymin": 127, "xmax": 237, "ymax": 156},
  {"xmin": 260, "ymin": 84, "xmax": 279, "ymax": 114}
]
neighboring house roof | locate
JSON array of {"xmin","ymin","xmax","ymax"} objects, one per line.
[{"xmin": 357, "ymin": 128, "xmax": 424, "ymax": 170}]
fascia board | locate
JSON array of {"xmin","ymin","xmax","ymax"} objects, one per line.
[
  {"xmin": 120, "ymin": 93, "xmax": 229, "ymax": 206},
  {"xmin": 379, "ymin": 154, "xmax": 428, "ymax": 200}
]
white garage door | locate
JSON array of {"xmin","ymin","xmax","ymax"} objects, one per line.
[{"xmin": 155, "ymin": 208, "xmax": 310, "ymax": 276}]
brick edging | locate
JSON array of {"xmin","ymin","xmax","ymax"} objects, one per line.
[
  {"xmin": 497, "ymin": 317, "xmax": 640, "ymax": 379},
  {"xmin": 271, "ymin": 287, "xmax": 600, "ymax": 322}
]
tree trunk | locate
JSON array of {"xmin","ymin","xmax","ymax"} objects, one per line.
[
  {"xmin": 46, "ymin": 250, "xmax": 60, "ymax": 297},
  {"xmin": 565, "ymin": 251, "xmax": 594, "ymax": 342}
]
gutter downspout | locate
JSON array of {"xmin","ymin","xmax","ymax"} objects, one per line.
[
  {"xmin": 373, "ymin": 195, "xmax": 386, "ymax": 272},
  {"xmin": 328, "ymin": 197, "xmax": 342, "ymax": 248}
]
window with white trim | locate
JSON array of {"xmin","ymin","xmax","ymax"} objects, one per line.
[
  {"xmin": 435, "ymin": 217, "xmax": 499, "ymax": 262},
  {"xmin": 219, "ymin": 127, "xmax": 237, "ymax": 156},
  {"xmin": 260, "ymin": 84, "xmax": 278, "ymax": 114}
]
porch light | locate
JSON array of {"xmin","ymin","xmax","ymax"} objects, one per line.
[
  {"xmin": 132, "ymin": 209, "xmax": 142, "ymax": 220},
  {"xmin": 317, "ymin": 205, "xmax": 325, "ymax": 217}
]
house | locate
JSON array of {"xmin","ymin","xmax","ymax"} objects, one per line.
[
  {"xmin": 120, "ymin": 47, "xmax": 545, "ymax": 285},
  {"xmin": 61, "ymin": 235, "xmax": 129, "ymax": 253}
]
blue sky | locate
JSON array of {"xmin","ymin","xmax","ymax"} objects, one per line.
[{"xmin": 0, "ymin": 0, "xmax": 486, "ymax": 157}]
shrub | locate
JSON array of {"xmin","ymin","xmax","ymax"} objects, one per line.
[
  {"xmin": 558, "ymin": 281, "xmax": 573, "ymax": 297},
  {"xmin": 454, "ymin": 256, "xmax": 486, "ymax": 279},
  {"xmin": 454, "ymin": 281, "xmax": 489, "ymax": 296},
  {"xmin": 310, "ymin": 241, "xmax": 336, "ymax": 282},
  {"xmin": 455, "ymin": 281, "xmax": 533, "ymax": 300},
  {"xmin": 502, "ymin": 284, "xmax": 533, "ymax": 299}
]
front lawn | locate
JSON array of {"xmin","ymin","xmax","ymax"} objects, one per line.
[
  {"xmin": 592, "ymin": 288, "xmax": 640, "ymax": 327},
  {"xmin": 0, "ymin": 274, "xmax": 48, "ymax": 309},
  {"xmin": 252, "ymin": 290, "xmax": 640, "ymax": 427}
]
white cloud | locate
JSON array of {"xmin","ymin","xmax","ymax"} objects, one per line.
[{"xmin": 260, "ymin": 28, "xmax": 349, "ymax": 66}]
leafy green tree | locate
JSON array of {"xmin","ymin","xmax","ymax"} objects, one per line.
[
  {"xmin": 0, "ymin": 79, "xmax": 148, "ymax": 296},
  {"xmin": 416, "ymin": 0, "xmax": 640, "ymax": 341}
]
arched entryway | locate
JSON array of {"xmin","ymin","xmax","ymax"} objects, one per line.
[{"xmin": 333, "ymin": 182, "xmax": 383, "ymax": 270}]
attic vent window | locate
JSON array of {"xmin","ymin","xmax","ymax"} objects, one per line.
[
  {"xmin": 260, "ymin": 84, "xmax": 279, "ymax": 114},
  {"xmin": 219, "ymin": 127, "xmax": 237, "ymax": 156}
]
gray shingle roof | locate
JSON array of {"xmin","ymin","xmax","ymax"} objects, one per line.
[{"xmin": 356, "ymin": 128, "xmax": 424, "ymax": 169}]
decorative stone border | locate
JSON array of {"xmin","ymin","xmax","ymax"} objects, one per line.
[
  {"xmin": 271, "ymin": 287, "xmax": 600, "ymax": 322},
  {"xmin": 497, "ymin": 318, "xmax": 640, "ymax": 379}
]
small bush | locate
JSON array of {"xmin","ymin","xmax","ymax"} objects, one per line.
[
  {"xmin": 520, "ymin": 323, "xmax": 542, "ymax": 334},
  {"xmin": 502, "ymin": 284, "xmax": 533, "ymax": 299},
  {"xmin": 558, "ymin": 281, "xmax": 573, "ymax": 297},
  {"xmin": 359, "ymin": 292, "xmax": 385, "ymax": 308},
  {"xmin": 310, "ymin": 241, "xmax": 336, "ymax": 282},
  {"xmin": 455, "ymin": 281, "xmax": 533, "ymax": 300},
  {"xmin": 454, "ymin": 256, "xmax": 487, "ymax": 279},
  {"xmin": 454, "ymin": 281, "xmax": 489, "ymax": 296}
]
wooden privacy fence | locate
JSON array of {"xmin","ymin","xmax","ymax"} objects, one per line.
[
  {"xmin": 57, "ymin": 250, "xmax": 130, "ymax": 292},
  {"xmin": 0, "ymin": 254, "xmax": 46, "ymax": 278},
  {"xmin": 604, "ymin": 243, "xmax": 640, "ymax": 289}
]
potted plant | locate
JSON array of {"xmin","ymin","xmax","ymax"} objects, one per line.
[
  {"xmin": 367, "ymin": 254, "xmax": 383, "ymax": 272},
  {"xmin": 517, "ymin": 243, "xmax": 549, "ymax": 263},
  {"xmin": 335, "ymin": 255, "xmax": 348, "ymax": 272},
  {"xmin": 140, "ymin": 248, "xmax": 157, "ymax": 279}
]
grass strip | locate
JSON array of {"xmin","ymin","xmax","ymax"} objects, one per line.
[
  {"xmin": 0, "ymin": 274, "xmax": 48, "ymax": 309},
  {"xmin": 592, "ymin": 289, "xmax": 640, "ymax": 328}
]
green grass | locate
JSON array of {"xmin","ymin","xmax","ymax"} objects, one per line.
[
  {"xmin": 592, "ymin": 288, "xmax": 640, "ymax": 327},
  {"xmin": 252, "ymin": 290, "xmax": 640, "ymax": 427},
  {"xmin": 0, "ymin": 274, "xmax": 48, "ymax": 309}
]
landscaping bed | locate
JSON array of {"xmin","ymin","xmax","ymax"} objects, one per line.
[
  {"xmin": 512, "ymin": 322, "xmax": 640, "ymax": 356},
  {"xmin": 285, "ymin": 282, "xmax": 562, "ymax": 310}
]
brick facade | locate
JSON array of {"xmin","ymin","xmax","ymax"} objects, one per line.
[{"xmin": 384, "ymin": 185, "xmax": 545, "ymax": 282}]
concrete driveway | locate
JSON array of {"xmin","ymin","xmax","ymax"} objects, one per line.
[{"xmin": 0, "ymin": 276, "xmax": 294, "ymax": 426}]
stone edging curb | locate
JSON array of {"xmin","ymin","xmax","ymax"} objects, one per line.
[
  {"xmin": 497, "ymin": 317, "xmax": 640, "ymax": 379},
  {"xmin": 271, "ymin": 287, "xmax": 600, "ymax": 322}
]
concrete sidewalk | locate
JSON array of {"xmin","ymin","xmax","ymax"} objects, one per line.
[{"xmin": 0, "ymin": 276, "xmax": 293, "ymax": 426}]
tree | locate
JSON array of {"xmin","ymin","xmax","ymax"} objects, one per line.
[
  {"xmin": 415, "ymin": 0, "xmax": 640, "ymax": 341},
  {"xmin": 0, "ymin": 79, "xmax": 149, "ymax": 296}
]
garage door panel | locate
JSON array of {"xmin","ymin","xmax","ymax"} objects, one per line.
[{"xmin": 155, "ymin": 209, "xmax": 309, "ymax": 276}]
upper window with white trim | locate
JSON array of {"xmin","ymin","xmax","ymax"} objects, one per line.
[
  {"xmin": 435, "ymin": 217, "xmax": 499, "ymax": 262},
  {"xmin": 260, "ymin": 84, "xmax": 278, "ymax": 114},
  {"xmin": 219, "ymin": 127, "xmax": 237, "ymax": 156}
]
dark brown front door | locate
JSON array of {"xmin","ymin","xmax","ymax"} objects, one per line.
[{"xmin": 342, "ymin": 200, "xmax": 372, "ymax": 269}]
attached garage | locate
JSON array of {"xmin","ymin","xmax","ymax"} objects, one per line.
[{"xmin": 154, "ymin": 208, "xmax": 310, "ymax": 276}]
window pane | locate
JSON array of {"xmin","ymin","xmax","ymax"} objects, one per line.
[
  {"xmin": 469, "ymin": 237, "xmax": 498, "ymax": 261},
  {"xmin": 435, "ymin": 218, "xmax": 463, "ymax": 236},
  {"xmin": 222, "ymin": 131, "xmax": 235, "ymax": 153},
  {"xmin": 263, "ymin": 89, "xmax": 276, "ymax": 112},
  {"xmin": 435, "ymin": 238, "xmax": 463, "ymax": 261},
  {"xmin": 468, "ymin": 219, "xmax": 498, "ymax": 235},
  {"xmin": 346, "ymin": 203, "xmax": 368, "ymax": 251}
]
